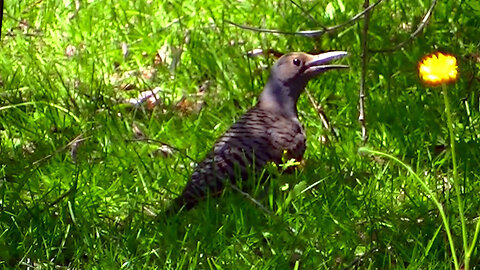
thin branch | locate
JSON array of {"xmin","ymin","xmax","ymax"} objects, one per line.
[
  {"xmin": 343, "ymin": 247, "xmax": 379, "ymax": 270},
  {"xmin": 288, "ymin": 0, "xmax": 324, "ymax": 27},
  {"xmin": 225, "ymin": 0, "xmax": 382, "ymax": 37},
  {"xmin": 230, "ymin": 184, "xmax": 273, "ymax": 216},
  {"xmin": 23, "ymin": 0, "xmax": 45, "ymax": 14},
  {"xmin": 359, "ymin": 0, "xmax": 371, "ymax": 144},
  {"xmin": 49, "ymin": 185, "xmax": 75, "ymax": 206},
  {"xmin": 304, "ymin": 88, "xmax": 339, "ymax": 142},
  {"xmin": 0, "ymin": 0, "xmax": 4, "ymax": 40},
  {"xmin": 3, "ymin": 12, "xmax": 44, "ymax": 38},
  {"xmin": 370, "ymin": 0, "xmax": 437, "ymax": 53},
  {"xmin": 127, "ymin": 138, "xmax": 197, "ymax": 162},
  {"xmin": 230, "ymin": 184, "xmax": 297, "ymax": 235},
  {"xmin": 4, "ymin": 31, "xmax": 43, "ymax": 37},
  {"xmin": 32, "ymin": 133, "xmax": 89, "ymax": 166}
]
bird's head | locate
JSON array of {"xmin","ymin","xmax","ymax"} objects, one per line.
[
  {"xmin": 272, "ymin": 51, "xmax": 348, "ymax": 88},
  {"xmin": 260, "ymin": 51, "xmax": 348, "ymax": 116}
]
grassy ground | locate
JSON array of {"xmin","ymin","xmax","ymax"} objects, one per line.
[{"xmin": 1, "ymin": 0, "xmax": 480, "ymax": 268}]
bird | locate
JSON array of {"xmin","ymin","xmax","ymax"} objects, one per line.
[{"xmin": 171, "ymin": 51, "xmax": 348, "ymax": 212}]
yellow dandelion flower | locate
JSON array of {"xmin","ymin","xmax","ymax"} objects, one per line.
[{"xmin": 418, "ymin": 52, "xmax": 458, "ymax": 86}]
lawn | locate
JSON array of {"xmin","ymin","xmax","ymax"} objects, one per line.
[{"xmin": 1, "ymin": 0, "xmax": 479, "ymax": 268}]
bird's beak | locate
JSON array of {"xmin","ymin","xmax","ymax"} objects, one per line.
[{"xmin": 304, "ymin": 51, "xmax": 349, "ymax": 77}]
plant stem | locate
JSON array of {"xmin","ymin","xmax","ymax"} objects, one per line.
[
  {"xmin": 466, "ymin": 218, "xmax": 480, "ymax": 262},
  {"xmin": 442, "ymin": 83, "xmax": 468, "ymax": 269},
  {"xmin": 359, "ymin": 147, "xmax": 459, "ymax": 270}
]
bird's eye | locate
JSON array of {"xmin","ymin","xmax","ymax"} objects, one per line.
[{"xmin": 293, "ymin": 58, "xmax": 302, "ymax": 66}]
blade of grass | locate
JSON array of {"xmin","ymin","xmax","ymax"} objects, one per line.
[
  {"xmin": 442, "ymin": 83, "xmax": 468, "ymax": 269},
  {"xmin": 359, "ymin": 147, "xmax": 459, "ymax": 270}
]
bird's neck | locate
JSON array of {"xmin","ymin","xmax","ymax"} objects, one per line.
[{"xmin": 258, "ymin": 79, "xmax": 302, "ymax": 119}]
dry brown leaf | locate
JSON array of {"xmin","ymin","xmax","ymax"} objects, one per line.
[
  {"xmin": 70, "ymin": 135, "xmax": 84, "ymax": 163},
  {"xmin": 140, "ymin": 66, "xmax": 157, "ymax": 80},
  {"xmin": 175, "ymin": 96, "xmax": 204, "ymax": 114},
  {"xmin": 121, "ymin": 42, "xmax": 129, "ymax": 60},
  {"xmin": 246, "ymin": 48, "xmax": 264, "ymax": 58},
  {"xmin": 197, "ymin": 80, "xmax": 211, "ymax": 94},
  {"xmin": 170, "ymin": 47, "xmax": 183, "ymax": 71},
  {"xmin": 245, "ymin": 48, "xmax": 283, "ymax": 58},
  {"xmin": 132, "ymin": 123, "xmax": 146, "ymax": 140},
  {"xmin": 22, "ymin": 141, "xmax": 36, "ymax": 156},
  {"xmin": 120, "ymin": 83, "xmax": 136, "ymax": 91},
  {"xmin": 151, "ymin": 145, "xmax": 175, "ymax": 158},
  {"xmin": 154, "ymin": 50, "xmax": 163, "ymax": 66},
  {"xmin": 156, "ymin": 44, "xmax": 169, "ymax": 66},
  {"xmin": 19, "ymin": 19, "xmax": 29, "ymax": 33},
  {"xmin": 127, "ymin": 87, "xmax": 162, "ymax": 109}
]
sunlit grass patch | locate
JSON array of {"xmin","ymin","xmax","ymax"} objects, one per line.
[{"xmin": 0, "ymin": 0, "xmax": 479, "ymax": 268}]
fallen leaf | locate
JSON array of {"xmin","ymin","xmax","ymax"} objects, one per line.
[
  {"xmin": 154, "ymin": 50, "xmax": 163, "ymax": 66},
  {"xmin": 175, "ymin": 96, "xmax": 204, "ymax": 114},
  {"xmin": 151, "ymin": 145, "xmax": 175, "ymax": 158},
  {"xmin": 19, "ymin": 19, "xmax": 29, "ymax": 33},
  {"xmin": 246, "ymin": 48, "xmax": 264, "ymax": 58},
  {"xmin": 121, "ymin": 42, "xmax": 129, "ymax": 60},
  {"xmin": 70, "ymin": 136, "xmax": 83, "ymax": 163},
  {"xmin": 120, "ymin": 83, "xmax": 136, "ymax": 91},
  {"xmin": 132, "ymin": 123, "xmax": 146, "ymax": 139},
  {"xmin": 140, "ymin": 66, "xmax": 157, "ymax": 80},
  {"xmin": 156, "ymin": 44, "xmax": 169, "ymax": 66},
  {"xmin": 197, "ymin": 80, "xmax": 210, "ymax": 94},
  {"xmin": 65, "ymin": 44, "xmax": 77, "ymax": 58},
  {"xmin": 126, "ymin": 87, "xmax": 162, "ymax": 108}
]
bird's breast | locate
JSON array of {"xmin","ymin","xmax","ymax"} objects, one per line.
[{"xmin": 213, "ymin": 106, "xmax": 305, "ymax": 167}]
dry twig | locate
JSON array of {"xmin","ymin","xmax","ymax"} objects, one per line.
[
  {"xmin": 0, "ymin": 0, "xmax": 3, "ymax": 40},
  {"xmin": 370, "ymin": 0, "xmax": 438, "ymax": 53},
  {"xmin": 32, "ymin": 133, "xmax": 89, "ymax": 166},
  {"xmin": 225, "ymin": 0, "xmax": 382, "ymax": 37},
  {"xmin": 359, "ymin": 0, "xmax": 371, "ymax": 144},
  {"xmin": 229, "ymin": 184, "xmax": 297, "ymax": 235},
  {"xmin": 304, "ymin": 89, "xmax": 339, "ymax": 142},
  {"xmin": 288, "ymin": 0, "xmax": 323, "ymax": 26},
  {"xmin": 127, "ymin": 138, "xmax": 197, "ymax": 162}
]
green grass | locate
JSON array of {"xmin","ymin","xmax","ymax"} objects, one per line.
[{"xmin": 1, "ymin": 0, "xmax": 480, "ymax": 268}]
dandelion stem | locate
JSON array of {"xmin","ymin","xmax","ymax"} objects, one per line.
[
  {"xmin": 442, "ymin": 83, "xmax": 468, "ymax": 269},
  {"xmin": 467, "ymin": 218, "xmax": 480, "ymax": 263},
  {"xmin": 359, "ymin": 147, "xmax": 459, "ymax": 269}
]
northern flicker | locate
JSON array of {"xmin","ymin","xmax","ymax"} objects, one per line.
[{"xmin": 172, "ymin": 51, "xmax": 348, "ymax": 211}]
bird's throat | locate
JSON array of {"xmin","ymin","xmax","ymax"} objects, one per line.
[{"xmin": 258, "ymin": 79, "xmax": 301, "ymax": 119}]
